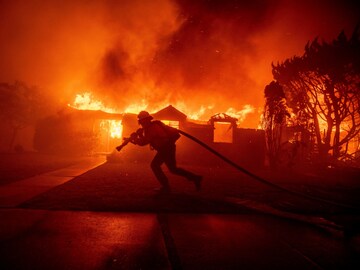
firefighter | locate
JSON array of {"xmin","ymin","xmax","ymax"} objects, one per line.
[{"xmin": 128, "ymin": 111, "xmax": 202, "ymax": 193}]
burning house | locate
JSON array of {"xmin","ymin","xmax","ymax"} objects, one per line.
[
  {"xmin": 33, "ymin": 91, "xmax": 265, "ymax": 168},
  {"xmin": 120, "ymin": 105, "xmax": 266, "ymax": 168}
]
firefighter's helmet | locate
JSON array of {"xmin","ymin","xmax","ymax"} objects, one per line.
[{"xmin": 137, "ymin": 111, "xmax": 153, "ymax": 121}]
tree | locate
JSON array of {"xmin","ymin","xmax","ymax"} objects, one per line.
[
  {"xmin": 272, "ymin": 27, "xmax": 360, "ymax": 163},
  {"xmin": 262, "ymin": 81, "xmax": 290, "ymax": 168},
  {"xmin": 0, "ymin": 81, "xmax": 50, "ymax": 151}
]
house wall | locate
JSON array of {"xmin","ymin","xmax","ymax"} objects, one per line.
[
  {"xmin": 120, "ymin": 114, "xmax": 266, "ymax": 168},
  {"xmin": 178, "ymin": 125, "xmax": 265, "ymax": 169}
]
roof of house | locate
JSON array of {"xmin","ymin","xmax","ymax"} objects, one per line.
[
  {"xmin": 152, "ymin": 105, "xmax": 187, "ymax": 121},
  {"xmin": 209, "ymin": 113, "xmax": 237, "ymax": 123},
  {"xmin": 65, "ymin": 106, "xmax": 123, "ymax": 120}
]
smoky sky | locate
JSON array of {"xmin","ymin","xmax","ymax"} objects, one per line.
[{"xmin": 0, "ymin": 0, "xmax": 359, "ymax": 126}]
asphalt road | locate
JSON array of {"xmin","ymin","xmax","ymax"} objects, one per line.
[{"xmin": 0, "ymin": 158, "xmax": 359, "ymax": 269}]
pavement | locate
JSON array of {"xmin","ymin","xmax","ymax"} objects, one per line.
[
  {"xmin": 0, "ymin": 157, "xmax": 105, "ymax": 208},
  {"xmin": 0, "ymin": 157, "xmax": 359, "ymax": 270}
]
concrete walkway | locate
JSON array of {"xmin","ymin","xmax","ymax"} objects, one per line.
[{"xmin": 0, "ymin": 157, "xmax": 105, "ymax": 207}]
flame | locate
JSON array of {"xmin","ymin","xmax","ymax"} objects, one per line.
[
  {"xmin": 123, "ymin": 99, "xmax": 149, "ymax": 113},
  {"xmin": 109, "ymin": 120, "xmax": 122, "ymax": 138},
  {"xmin": 225, "ymin": 105, "xmax": 255, "ymax": 123},
  {"xmin": 69, "ymin": 92, "xmax": 122, "ymax": 139},
  {"xmin": 174, "ymin": 103, "xmax": 215, "ymax": 121},
  {"xmin": 69, "ymin": 92, "xmax": 258, "ymax": 140},
  {"xmin": 71, "ymin": 92, "xmax": 115, "ymax": 113}
]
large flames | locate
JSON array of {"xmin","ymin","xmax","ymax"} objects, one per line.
[
  {"xmin": 69, "ymin": 93, "xmax": 124, "ymax": 139},
  {"xmin": 69, "ymin": 91, "xmax": 257, "ymax": 140}
]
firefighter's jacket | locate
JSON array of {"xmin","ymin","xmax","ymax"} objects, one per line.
[{"xmin": 132, "ymin": 120, "xmax": 180, "ymax": 151}]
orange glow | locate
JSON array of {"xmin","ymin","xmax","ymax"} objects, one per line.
[
  {"xmin": 69, "ymin": 92, "xmax": 123, "ymax": 139},
  {"xmin": 214, "ymin": 122, "xmax": 233, "ymax": 143},
  {"xmin": 225, "ymin": 105, "xmax": 255, "ymax": 123},
  {"xmin": 1, "ymin": 1, "xmax": 358, "ymax": 131},
  {"xmin": 316, "ymin": 115, "xmax": 358, "ymax": 154},
  {"xmin": 109, "ymin": 120, "xmax": 122, "ymax": 138},
  {"xmin": 69, "ymin": 92, "xmax": 258, "ymax": 130},
  {"xmin": 161, "ymin": 120, "xmax": 180, "ymax": 129},
  {"xmin": 70, "ymin": 93, "xmax": 116, "ymax": 113},
  {"xmin": 123, "ymin": 100, "xmax": 149, "ymax": 114}
]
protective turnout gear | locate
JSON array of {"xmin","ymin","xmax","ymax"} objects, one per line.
[
  {"xmin": 129, "ymin": 132, "xmax": 138, "ymax": 142},
  {"xmin": 137, "ymin": 111, "xmax": 153, "ymax": 121},
  {"xmin": 151, "ymin": 144, "xmax": 202, "ymax": 191},
  {"xmin": 136, "ymin": 128, "xmax": 144, "ymax": 136},
  {"xmin": 114, "ymin": 132, "xmax": 140, "ymax": 150},
  {"xmin": 118, "ymin": 110, "xmax": 202, "ymax": 192},
  {"xmin": 132, "ymin": 120, "xmax": 180, "ymax": 150}
]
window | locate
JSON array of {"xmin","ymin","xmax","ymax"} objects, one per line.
[
  {"xmin": 213, "ymin": 122, "xmax": 233, "ymax": 143},
  {"xmin": 161, "ymin": 120, "xmax": 179, "ymax": 129}
]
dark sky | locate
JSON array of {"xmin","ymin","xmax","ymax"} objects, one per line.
[{"xmin": 0, "ymin": 0, "xmax": 359, "ymax": 126}]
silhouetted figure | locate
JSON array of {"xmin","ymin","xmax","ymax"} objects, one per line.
[{"xmin": 127, "ymin": 111, "xmax": 202, "ymax": 193}]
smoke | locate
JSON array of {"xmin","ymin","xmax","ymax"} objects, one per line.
[
  {"xmin": 0, "ymin": 0, "xmax": 112, "ymax": 105},
  {"xmin": 1, "ymin": 0, "xmax": 359, "ymax": 127}
]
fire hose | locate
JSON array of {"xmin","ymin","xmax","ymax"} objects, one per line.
[
  {"xmin": 116, "ymin": 129, "xmax": 359, "ymax": 211},
  {"xmin": 115, "ymin": 137, "xmax": 132, "ymax": 152}
]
